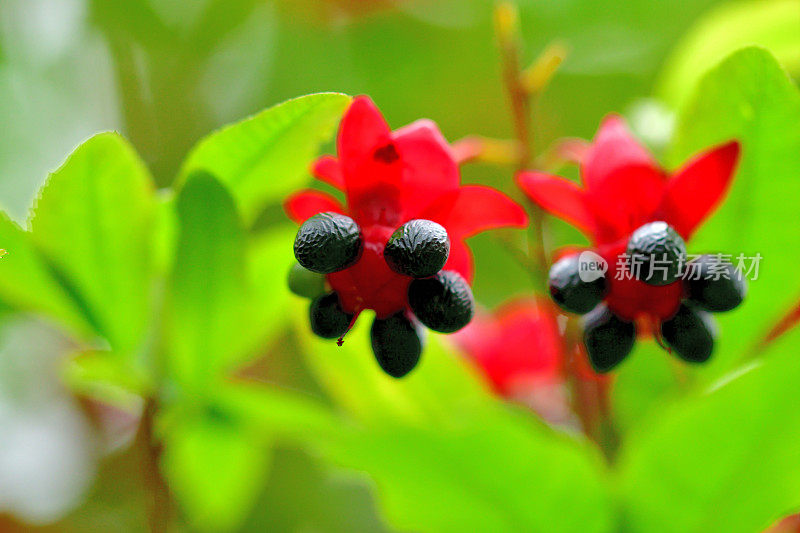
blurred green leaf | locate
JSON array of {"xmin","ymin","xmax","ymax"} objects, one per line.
[
  {"xmin": 611, "ymin": 343, "xmax": 678, "ymax": 434},
  {"xmin": 326, "ymin": 414, "xmax": 611, "ymax": 533},
  {"xmin": 242, "ymin": 226, "xmax": 296, "ymax": 360},
  {"xmin": 214, "ymin": 380, "xmax": 340, "ymax": 442},
  {"xmin": 160, "ymin": 379, "xmax": 341, "ymax": 532},
  {"xmin": 62, "ymin": 351, "xmax": 148, "ymax": 410},
  {"xmin": 297, "ymin": 306, "xmax": 489, "ymax": 428},
  {"xmin": 618, "ymin": 331, "xmax": 800, "ymax": 533},
  {"xmin": 165, "ymin": 174, "xmax": 297, "ymax": 391},
  {"xmin": 161, "ymin": 409, "xmax": 272, "ymax": 532},
  {"xmin": 153, "ymin": 191, "xmax": 178, "ymax": 276},
  {"xmin": 244, "ymin": 446, "xmax": 390, "ymax": 533},
  {"xmin": 658, "ymin": 0, "xmax": 800, "ymax": 109},
  {"xmin": 178, "ymin": 92, "xmax": 351, "ymax": 224},
  {"xmin": 297, "ymin": 314, "xmax": 613, "ymax": 532},
  {"xmin": 667, "ymin": 47, "xmax": 800, "ymax": 375},
  {"xmin": 165, "ymin": 172, "xmax": 247, "ymax": 391},
  {"xmin": 0, "ymin": 214, "xmax": 92, "ymax": 338},
  {"xmin": 29, "ymin": 132, "xmax": 157, "ymax": 353}
]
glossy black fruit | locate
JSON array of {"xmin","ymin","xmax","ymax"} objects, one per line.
[
  {"xmin": 548, "ymin": 255, "xmax": 608, "ymax": 314},
  {"xmin": 384, "ymin": 219, "xmax": 450, "ymax": 278},
  {"xmin": 626, "ymin": 221, "xmax": 686, "ymax": 286},
  {"xmin": 408, "ymin": 270, "xmax": 474, "ymax": 333},
  {"xmin": 371, "ymin": 313, "xmax": 423, "ymax": 378},
  {"xmin": 309, "ymin": 292, "xmax": 353, "ymax": 339},
  {"xmin": 583, "ymin": 305, "xmax": 636, "ymax": 373},
  {"xmin": 294, "ymin": 212, "xmax": 363, "ymax": 274},
  {"xmin": 287, "ymin": 263, "xmax": 326, "ymax": 299},
  {"xmin": 660, "ymin": 304, "xmax": 716, "ymax": 363},
  {"xmin": 684, "ymin": 255, "xmax": 746, "ymax": 312}
]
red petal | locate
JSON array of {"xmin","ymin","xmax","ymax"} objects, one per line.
[
  {"xmin": 337, "ymin": 96, "xmax": 392, "ymax": 177},
  {"xmin": 284, "ymin": 190, "xmax": 344, "ymax": 223},
  {"xmin": 311, "ymin": 156, "xmax": 345, "ymax": 189},
  {"xmin": 659, "ymin": 141, "xmax": 740, "ymax": 239},
  {"xmin": 392, "ymin": 119, "xmax": 460, "ymax": 219},
  {"xmin": 431, "ymin": 185, "xmax": 528, "ymax": 239},
  {"xmin": 453, "ymin": 298, "xmax": 564, "ymax": 395},
  {"xmin": 585, "ymin": 165, "xmax": 665, "ymax": 244},
  {"xmin": 517, "ymin": 172, "xmax": 593, "ymax": 237},
  {"xmin": 336, "ymin": 97, "xmax": 403, "ymax": 226},
  {"xmin": 582, "ymin": 114, "xmax": 660, "ymax": 191},
  {"xmin": 444, "ymin": 240, "xmax": 474, "ymax": 283},
  {"xmin": 393, "ymin": 119, "xmax": 451, "ymax": 149}
]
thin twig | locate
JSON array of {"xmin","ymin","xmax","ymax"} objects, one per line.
[
  {"xmin": 494, "ymin": 1, "xmax": 549, "ymax": 276},
  {"xmin": 138, "ymin": 399, "xmax": 171, "ymax": 533}
]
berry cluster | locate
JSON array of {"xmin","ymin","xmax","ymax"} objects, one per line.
[
  {"xmin": 290, "ymin": 212, "xmax": 474, "ymax": 377},
  {"xmin": 548, "ymin": 220, "xmax": 746, "ymax": 372},
  {"xmin": 518, "ymin": 115, "xmax": 742, "ymax": 373},
  {"xmin": 285, "ymin": 96, "xmax": 526, "ymax": 378}
]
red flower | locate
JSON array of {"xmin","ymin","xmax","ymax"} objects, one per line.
[
  {"xmin": 454, "ymin": 298, "xmax": 604, "ymax": 420},
  {"xmin": 285, "ymin": 96, "xmax": 528, "ymax": 318},
  {"xmin": 517, "ymin": 115, "xmax": 740, "ymax": 322}
]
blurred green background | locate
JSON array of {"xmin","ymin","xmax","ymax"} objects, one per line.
[{"xmin": 1, "ymin": 0, "xmax": 799, "ymax": 532}]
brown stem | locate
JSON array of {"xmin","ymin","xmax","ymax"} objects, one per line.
[
  {"xmin": 595, "ymin": 378, "xmax": 620, "ymax": 462},
  {"xmin": 137, "ymin": 399, "xmax": 171, "ymax": 533},
  {"xmin": 492, "ymin": 3, "xmax": 620, "ymax": 458},
  {"xmin": 494, "ymin": 2, "xmax": 549, "ymax": 276}
]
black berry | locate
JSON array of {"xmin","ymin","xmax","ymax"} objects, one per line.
[
  {"xmin": 583, "ymin": 305, "xmax": 636, "ymax": 373},
  {"xmin": 684, "ymin": 255, "xmax": 746, "ymax": 312},
  {"xmin": 309, "ymin": 292, "xmax": 353, "ymax": 339},
  {"xmin": 384, "ymin": 219, "xmax": 450, "ymax": 278},
  {"xmin": 626, "ymin": 221, "xmax": 686, "ymax": 286},
  {"xmin": 287, "ymin": 263, "xmax": 326, "ymax": 299},
  {"xmin": 408, "ymin": 270, "xmax": 474, "ymax": 333},
  {"xmin": 548, "ymin": 255, "xmax": 607, "ymax": 314},
  {"xmin": 294, "ymin": 212, "xmax": 363, "ymax": 274},
  {"xmin": 660, "ymin": 304, "xmax": 716, "ymax": 363},
  {"xmin": 371, "ymin": 313, "xmax": 423, "ymax": 378}
]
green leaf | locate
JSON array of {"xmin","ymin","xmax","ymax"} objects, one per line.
[
  {"xmin": 657, "ymin": 0, "xmax": 800, "ymax": 109},
  {"xmin": 213, "ymin": 380, "xmax": 341, "ymax": 442},
  {"xmin": 165, "ymin": 171, "xmax": 247, "ymax": 390},
  {"xmin": 161, "ymin": 409, "xmax": 272, "ymax": 532},
  {"xmin": 178, "ymin": 93, "xmax": 351, "ymax": 224},
  {"xmin": 62, "ymin": 350, "xmax": 149, "ymax": 409},
  {"xmin": 159, "ymin": 381, "xmax": 339, "ymax": 531},
  {"xmin": 29, "ymin": 132, "xmax": 157, "ymax": 353},
  {"xmin": 0, "ymin": 214, "xmax": 92, "ymax": 338},
  {"xmin": 296, "ymin": 305, "xmax": 490, "ymax": 428},
  {"xmin": 611, "ymin": 343, "xmax": 679, "ymax": 434},
  {"xmin": 617, "ymin": 331, "xmax": 800, "ymax": 533},
  {"xmin": 165, "ymin": 176, "xmax": 297, "ymax": 389},
  {"xmin": 667, "ymin": 47, "xmax": 800, "ymax": 375},
  {"xmin": 297, "ymin": 313, "xmax": 614, "ymax": 533},
  {"xmin": 327, "ymin": 418, "xmax": 611, "ymax": 533},
  {"xmin": 240, "ymin": 226, "xmax": 296, "ymax": 361}
]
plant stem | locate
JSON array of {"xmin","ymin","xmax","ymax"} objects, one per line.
[
  {"xmin": 595, "ymin": 379, "xmax": 620, "ymax": 462},
  {"xmin": 493, "ymin": 3, "xmax": 620, "ymax": 458},
  {"xmin": 494, "ymin": 1, "xmax": 549, "ymax": 277},
  {"xmin": 138, "ymin": 398, "xmax": 171, "ymax": 533}
]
